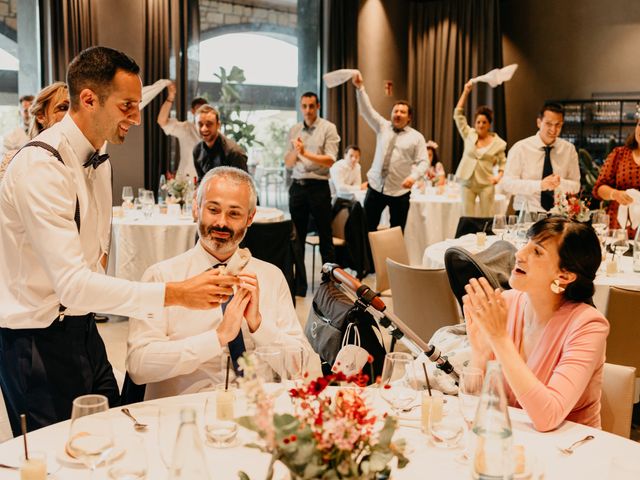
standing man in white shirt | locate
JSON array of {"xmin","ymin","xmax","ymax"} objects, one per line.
[
  {"xmin": 0, "ymin": 47, "xmax": 240, "ymax": 435},
  {"xmin": 285, "ymin": 92, "xmax": 340, "ymax": 296},
  {"xmin": 329, "ymin": 144, "xmax": 367, "ymax": 199},
  {"xmin": 351, "ymin": 72, "xmax": 428, "ymax": 231},
  {"xmin": 127, "ymin": 167, "xmax": 310, "ymax": 399},
  {"xmin": 2, "ymin": 94, "xmax": 34, "ymax": 154},
  {"xmin": 501, "ymin": 102, "xmax": 580, "ymax": 213},
  {"xmin": 157, "ymin": 81, "xmax": 207, "ymax": 180}
]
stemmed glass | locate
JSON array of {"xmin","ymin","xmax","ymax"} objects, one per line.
[
  {"xmin": 492, "ymin": 215, "xmax": 507, "ymax": 240},
  {"xmin": 506, "ymin": 215, "xmax": 518, "ymax": 241},
  {"xmin": 379, "ymin": 352, "xmax": 418, "ymax": 416},
  {"xmin": 282, "ymin": 345, "xmax": 309, "ymax": 385},
  {"xmin": 592, "ymin": 211, "xmax": 610, "ymax": 264},
  {"xmin": 457, "ymin": 367, "xmax": 485, "ymax": 462},
  {"xmin": 67, "ymin": 394, "xmax": 114, "ymax": 479},
  {"xmin": 254, "ymin": 346, "xmax": 285, "ymax": 398},
  {"xmin": 157, "ymin": 405, "xmax": 181, "ymax": 470},
  {"xmin": 140, "ymin": 190, "xmax": 155, "ymax": 218},
  {"xmin": 611, "ymin": 229, "xmax": 629, "ymax": 261}
]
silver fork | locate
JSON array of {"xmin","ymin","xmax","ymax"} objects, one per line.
[
  {"xmin": 558, "ymin": 434, "xmax": 594, "ymax": 455},
  {"xmin": 121, "ymin": 407, "xmax": 149, "ymax": 431}
]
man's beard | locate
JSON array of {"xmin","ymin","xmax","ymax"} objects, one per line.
[{"xmin": 198, "ymin": 223, "xmax": 248, "ymax": 256}]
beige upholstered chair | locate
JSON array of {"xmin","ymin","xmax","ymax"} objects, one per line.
[
  {"xmin": 604, "ymin": 287, "xmax": 640, "ymax": 374},
  {"xmin": 601, "ymin": 363, "xmax": 636, "ymax": 438},
  {"xmin": 386, "ymin": 259, "xmax": 461, "ymax": 344},
  {"xmin": 368, "ymin": 227, "xmax": 409, "ymax": 295}
]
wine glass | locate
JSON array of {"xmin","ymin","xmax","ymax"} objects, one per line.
[
  {"xmin": 492, "ymin": 215, "xmax": 507, "ymax": 239},
  {"xmin": 517, "ymin": 208, "xmax": 535, "ymax": 231},
  {"xmin": 157, "ymin": 405, "xmax": 181, "ymax": 470},
  {"xmin": 254, "ymin": 346, "xmax": 285, "ymax": 398},
  {"xmin": 506, "ymin": 215, "xmax": 518, "ymax": 241},
  {"xmin": 140, "ymin": 190, "xmax": 155, "ymax": 218},
  {"xmin": 282, "ymin": 345, "xmax": 309, "ymax": 385},
  {"xmin": 457, "ymin": 367, "xmax": 485, "ymax": 462},
  {"xmin": 611, "ymin": 229, "xmax": 629, "ymax": 260},
  {"xmin": 107, "ymin": 435, "xmax": 147, "ymax": 479},
  {"xmin": 67, "ymin": 394, "xmax": 114, "ymax": 478},
  {"xmin": 121, "ymin": 186, "xmax": 133, "ymax": 206},
  {"xmin": 379, "ymin": 352, "xmax": 418, "ymax": 416}
]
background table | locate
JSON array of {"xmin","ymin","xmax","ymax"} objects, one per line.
[
  {"xmin": 422, "ymin": 234, "xmax": 640, "ymax": 312},
  {"xmin": 404, "ymin": 192, "xmax": 507, "ymax": 264},
  {"xmin": 0, "ymin": 388, "xmax": 638, "ymax": 479},
  {"xmin": 107, "ymin": 206, "xmax": 285, "ymax": 281}
]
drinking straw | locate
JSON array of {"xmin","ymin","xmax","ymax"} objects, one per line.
[
  {"xmin": 20, "ymin": 414, "xmax": 28, "ymax": 460},
  {"xmin": 422, "ymin": 363, "xmax": 432, "ymax": 396},
  {"xmin": 482, "ymin": 221, "xmax": 488, "ymax": 233},
  {"xmin": 225, "ymin": 355, "xmax": 231, "ymax": 391}
]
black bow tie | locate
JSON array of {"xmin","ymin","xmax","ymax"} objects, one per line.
[{"xmin": 83, "ymin": 151, "xmax": 110, "ymax": 169}]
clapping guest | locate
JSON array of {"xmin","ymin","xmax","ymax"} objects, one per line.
[
  {"xmin": 464, "ymin": 217, "xmax": 608, "ymax": 431},
  {"xmin": 592, "ymin": 119, "xmax": 640, "ymax": 237},
  {"xmin": 0, "ymin": 82, "xmax": 69, "ymax": 183},
  {"xmin": 453, "ymin": 80, "xmax": 506, "ymax": 217}
]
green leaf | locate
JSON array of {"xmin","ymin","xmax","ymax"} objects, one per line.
[{"xmin": 238, "ymin": 472, "xmax": 251, "ymax": 480}]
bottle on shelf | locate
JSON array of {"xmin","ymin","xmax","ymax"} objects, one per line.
[
  {"xmin": 471, "ymin": 361, "xmax": 514, "ymax": 480},
  {"xmin": 168, "ymin": 408, "xmax": 210, "ymax": 479},
  {"xmin": 633, "ymin": 228, "xmax": 640, "ymax": 273}
]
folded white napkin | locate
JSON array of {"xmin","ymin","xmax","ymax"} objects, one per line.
[
  {"xmin": 471, "ymin": 64, "xmax": 518, "ymax": 88},
  {"xmin": 616, "ymin": 188, "xmax": 640, "ymax": 229},
  {"xmin": 323, "ymin": 69, "xmax": 360, "ymax": 88},
  {"xmin": 140, "ymin": 79, "xmax": 172, "ymax": 110}
]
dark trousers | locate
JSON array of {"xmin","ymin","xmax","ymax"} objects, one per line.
[
  {"xmin": 0, "ymin": 313, "xmax": 120, "ymax": 436},
  {"xmin": 364, "ymin": 187, "xmax": 411, "ymax": 232},
  {"xmin": 289, "ymin": 179, "xmax": 336, "ymax": 294}
]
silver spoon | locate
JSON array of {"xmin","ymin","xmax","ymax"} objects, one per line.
[
  {"xmin": 121, "ymin": 407, "xmax": 148, "ymax": 431},
  {"xmin": 558, "ymin": 434, "xmax": 594, "ymax": 455}
]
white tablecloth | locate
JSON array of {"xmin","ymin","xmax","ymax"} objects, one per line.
[
  {"xmin": 107, "ymin": 206, "xmax": 285, "ymax": 281},
  {"xmin": 0, "ymin": 388, "xmax": 638, "ymax": 479},
  {"xmin": 404, "ymin": 192, "xmax": 508, "ymax": 264},
  {"xmin": 422, "ymin": 235, "xmax": 640, "ymax": 312}
]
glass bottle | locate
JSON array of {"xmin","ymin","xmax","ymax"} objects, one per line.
[
  {"xmin": 633, "ymin": 228, "xmax": 640, "ymax": 273},
  {"xmin": 168, "ymin": 408, "xmax": 210, "ymax": 479},
  {"xmin": 158, "ymin": 174, "xmax": 167, "ymax": 205},
  {"xmin": 471, "ymin": 361, "xmax": 513, "ymax": 480}
]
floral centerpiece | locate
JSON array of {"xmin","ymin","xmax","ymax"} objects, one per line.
[
  {"xmin": 162, "ymin": 174, "xmax": 190, "ymax": 205},
  {"xmin": 550, "ymin": 191, "xmax": 591, "ymax": 222},
  {"xmin": 236, "ymin": 356, "xmax": 409, "ymax": 480}
]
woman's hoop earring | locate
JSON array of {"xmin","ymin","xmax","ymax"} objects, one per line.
[{"xmin": 550, "ymin": 279, "xmax": 565, "ymax": 294}]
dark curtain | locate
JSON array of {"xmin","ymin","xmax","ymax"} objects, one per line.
[
  {"xmin": 143, "ymin": 0, "xmax": 171, "ymax": 194},
  {"xmin": 322, "ymin": 0, "xmax": 359, "ymax": 154},
  {"xmin": 41, "ymin": 0, "xmax": 97, "ymax": 84},
  {"xmin": 407, "ymin": 0, "xmax": 505, "ymax": 174}
]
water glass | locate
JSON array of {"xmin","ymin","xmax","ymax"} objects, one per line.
[
  {"xmin": 140, "ymin": 190, "xmax": 155, "ymax": 218},
  {"xmin": 121, "ymin": 186, "xmax": 133, "ymax": 207},
  {"xmin": 107, "ymin": 436, "xmax": 147, "ymax": 479},
  {"xmin": 458, "ymin": 367, "xmax": 484, "ymax": 429},
  {"xmin": 282, "ymin": 345, "xmax": 309, "ymax": 384},
  {"xmin": 67, "ymin": 394, "xmax": 114, "ymax": 475},
  {"xmin": 506, "ymin": 215, "xmax": 518, "ymax": 239},
  {"xmin": 429, "ymin": 402, "xmax": 465, "ymax": 449},
  {"xmin": 379, "ymin": 352, "xmax": 418, "ymax": 415},
  {"xmin": 203, "ymin": 385, "xmax": 238, "ymax": 448},
  {"xmin": 492, "ymin": 215, "xmax": 507, "ymax": 239},
  {"xmin": 421, "ymin": 390, "xmax": 443, "ymax": 434},
  {"xmin": 157, "ymin": 405, "xmax": 181, "ymax": 469},
  {"xmin": 254, "ymin": 346, "xmax": 284, "ymax": 384},
  {"xmin": 610, "ymin": 229, "xmax": 629, "ymax": 258}
]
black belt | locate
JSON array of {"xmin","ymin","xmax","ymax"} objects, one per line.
[{"xmin": 292, "ymin": 178, "xmax": 328, "ymax": 186}]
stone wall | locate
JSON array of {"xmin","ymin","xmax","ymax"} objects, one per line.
[{"xmin": 200, "ymin": 0, "xmax": 296, "ymax": 33}]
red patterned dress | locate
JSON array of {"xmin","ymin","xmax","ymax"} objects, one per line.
[{"xmin": 592, "ymin": 146, "xmax": 640, "ymax": 236}]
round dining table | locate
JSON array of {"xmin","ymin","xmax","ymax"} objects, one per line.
[
  {"xmin": 0, "ymin": 387, "xmax": 638, "ymax": 479},
  {"xmin": 404, "ymin": 190, "xmax": 508, "ymax": 264},
  {"xmin": 422, "ymin": 234, "xmax": 640, "ymax": 313},
  {"xmin": 107, "ymin": 206, "xmax": 285, "ymax": 281}
]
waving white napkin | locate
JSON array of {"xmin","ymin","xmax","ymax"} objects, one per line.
[
  {"xmin": 471, "ymin": 64, "xmax": 518, "ymax": 88},
  {"xmin": 616, "ymin": 188, "xmax": 640, "ymax": 230},
  {"xmin": 140, "ymin": 79, "xmax": 172, "ymax": 110},
  {"xmin": 323, "ymin": 69, "xmax": 360, "ymax": 88}
]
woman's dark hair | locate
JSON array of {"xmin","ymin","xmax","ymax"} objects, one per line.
[
  {"xmin": 427, "ymin": 146, "xmax": 439, "ymax": 165},
  {"xmin": 474, "ymin": 105, "xmax": 493, "ymax": 124},
  {"xmin": 527, "ymin": 216, "xmax": 600, "ymax": 303},
  {"xmin": 624, "ymin": 122, "xmax": 639, "ymax": 150}
]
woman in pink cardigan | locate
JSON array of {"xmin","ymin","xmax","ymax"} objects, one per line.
[{"xmin": 463, "ymin": 217, "xmax": 609, "ymax": 432}]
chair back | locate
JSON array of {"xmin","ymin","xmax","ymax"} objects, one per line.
[
  {"xmin": 601, "ymin": 362, "xmax": 636, "ymax": 438},
  {"xmin": 332, "ymin": 207, "xmax": 349, "ymax": 240},
  {"xmin": 454, "ymin": 216, "xmax": 494, "ymax": 238},
  {"xmin": 604, "ymin": 287, "xmax": 640, "ymax": 372},
  {"xmin": 386, "ymin": 259, "xmax": 460, "ymax": 343},
  {"xmin": 368, "ymin": 226, "xmax": 408, "ymax": 293}
]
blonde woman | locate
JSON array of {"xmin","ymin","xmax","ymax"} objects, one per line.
[
  {"xmin": 0, "ymin": 82, "xmax": 69, "ymax": 182},
  {"xmin": 454, "ymin": 80, "xmax": 506, "ymax": 217}
]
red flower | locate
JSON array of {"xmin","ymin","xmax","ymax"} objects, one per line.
[
  {"xmin": 367, "ymin": 354, "xmax": 374, "ymax": 364},
  {"xmin": 383, "ymin": 384, "xmax": 391, "ymax": 390},
  {"xmin": 290, "ymin": 434, "xmax": 297, "ymax": 442}
]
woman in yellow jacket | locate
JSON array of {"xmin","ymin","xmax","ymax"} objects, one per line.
[{"xmin": 454, "ymin": 80, "xmax": 507, "ymax": 217}]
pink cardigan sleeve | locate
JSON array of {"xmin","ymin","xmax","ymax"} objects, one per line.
[{"xmin": 515, "ymin": 308, "xmax": 609, "ymax": 432}]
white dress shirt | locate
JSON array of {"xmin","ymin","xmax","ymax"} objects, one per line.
[
  {"xmin": 356, "ymin": 87, "xmax": 428, "ymax": 196},
  {"xmin": 501, "ymin": 132, "xmax": 580, "ymax": 212},
  {"xmin": 126, "ymin": 243, "xmax": 310, "ymax": 400},
  {"xmin": 287, "ymin": 117, "xmax": 340, "ymax": 181},
  {"xmin": 0, "ymin": 114, "xmax": 165, "ymax": 328},
  {"xmin": 161, "ymin": 118, "xmax": 200, "ymax": 180},
  {"xmin": 329, "ymin": 159, "xmax": 362, "ymax": 198},
  {"xmin": 2, "ymin": 125, "xmax": 28, "ymax": 154}
]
